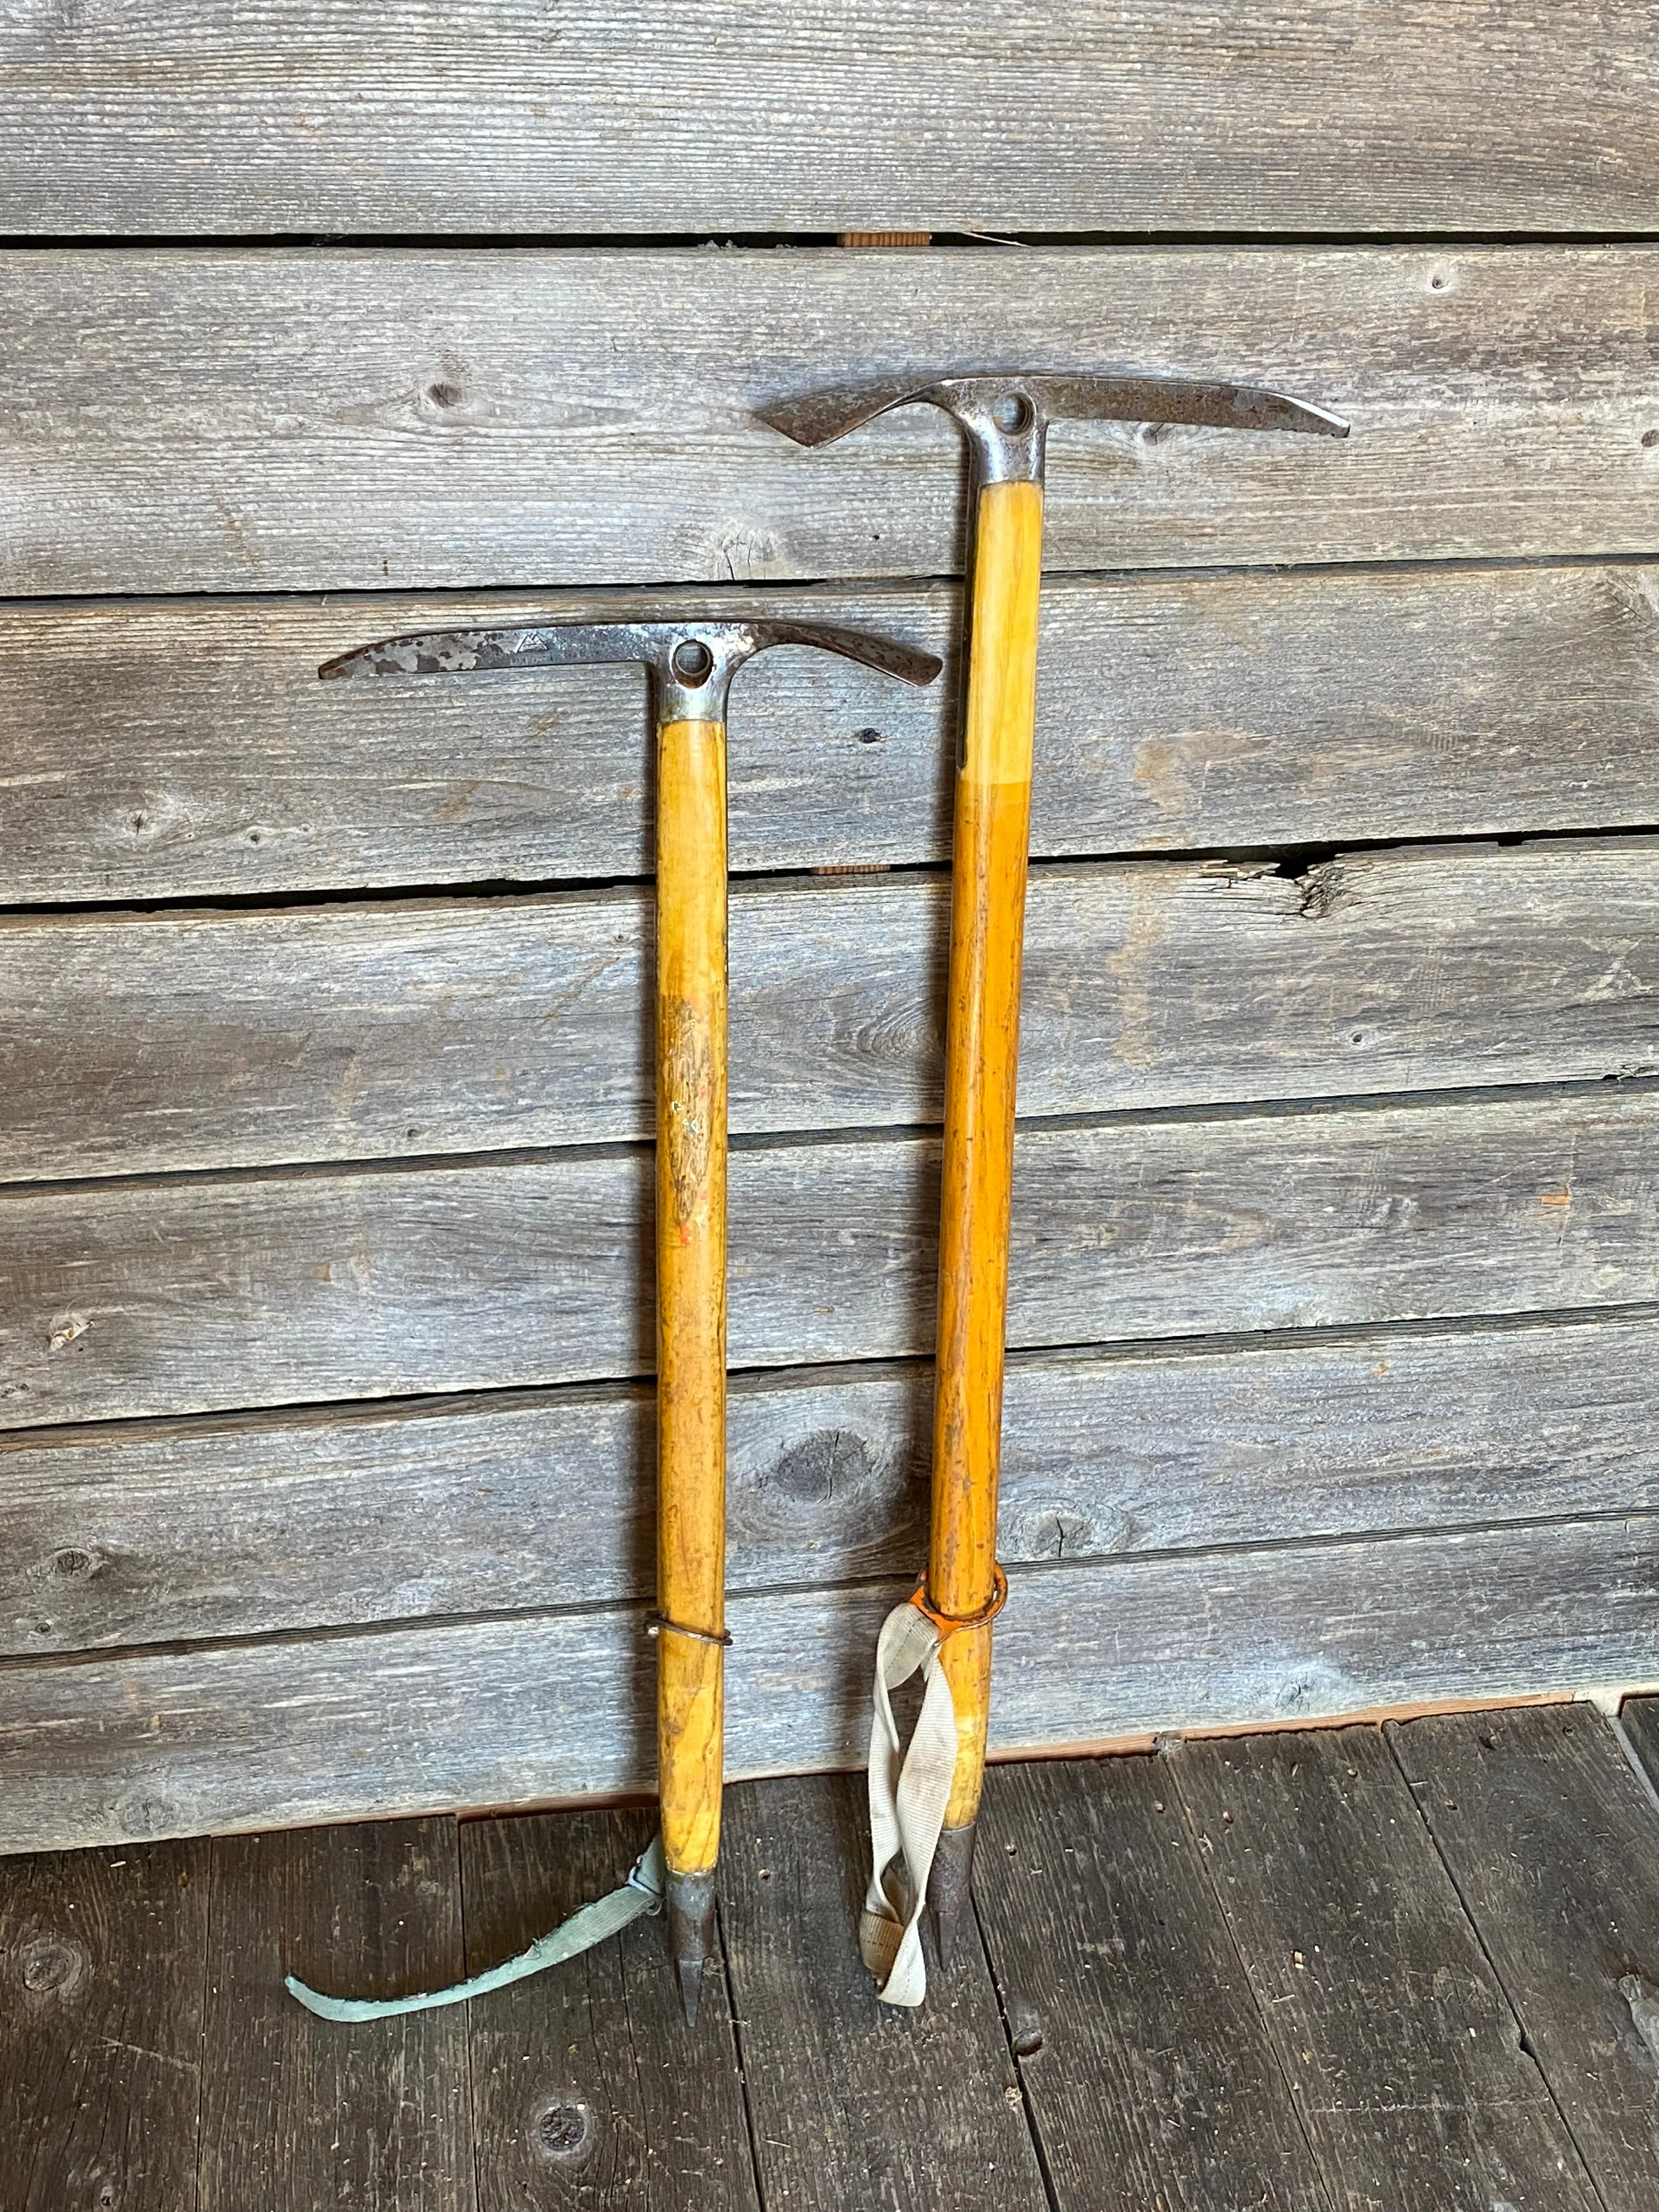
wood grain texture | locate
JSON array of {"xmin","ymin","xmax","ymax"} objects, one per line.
[
  {"xmin": 462, "ymin": 1805, "xmax": 758, "ymax": 2212},
  {"xmin": 717, "ymin": 1770, "xmax": 1047, "ymax": 2212},
  {"xmin": 0, "ymin": 1836, "xmax": 209, "ymax": 2212},
  {"xmin": 10, "ymin": 836, "xmax": 1659, "ymax": 1182},
  {"xmin": 9, "ymin": 565, "xmax": 1659, "ymax": 905},
  {"xmin": 5, "ymin": 3, "xmax": 1657, "ymax": 235},
  {"xmin": 652, "ymin": 716, "xmax": 730, "ymax": 1884},
  {"xmin": 931, "ymin": 481, "xmax": 1044, "ymax": 1825},
  {"xmin": 2, "ymin": 1513, "xmax": 1656, "ymax": 1853},
  {"xmin": 972, "ymin": 1757, "xmax": 1329, "ymax": 2212},
  {"xmin": 1173, "ymin": 1728, "xmax": 1598, "ymax": 2212},
  {"xmin": 5, "ymin": 1088, "xmax": 1658, "ymax": 1430},
  {"xmin": 199, "ymin": 1818, "xmax": 473, "ymax": 2212},
  {"xmin": 8, "ymin": 1310, "xmax": 1659, "ymax": 1657},
  {"xmin": 1615, "ymin": 1694, "xmax": 1659, "ymax": 1796},
  {"xmin": 4, "ymin": 248, "xmax": 1659, "ymax": 596},
  {"xmin": 1392, "ymin": 1706, "xmax": 1659, "ymax": 2212}
]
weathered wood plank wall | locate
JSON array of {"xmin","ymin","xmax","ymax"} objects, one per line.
[
  {"xmin": 4, "ymin": 250, "xmax": 1658, "ymax": 594},
  {"xmin": 7, "ymin": 1514, "xmax": 1656, "ymax": 1852},
  {"xmin": 5, "ymin": 1090, "xmax": 1659, "ymax": 1427},
  {"xmin": 7, "ymin": 1316, "xmax": 1657, "ymax": 1655},
  {"xmin": 8, "ymin": 567, "xmax": 1659, "ymax": 901},
  {"xmin": 3, "ymin": 3, "xmax": 1659, "ymax": 1850},
  {"xmin": 3, "ymin": 2, "xmax": 1656, "ymax": 234},
  {"xmin": 7, "ymin": 839, "xmax": 1659, "ymax": 1176}
]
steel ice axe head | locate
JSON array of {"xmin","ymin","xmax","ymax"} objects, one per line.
[
  {"xmin": 320, "ymin": 614, "xmax": 941, "ymax": 721},
  {"xmin": 758, "ymin": 370, "xmax": 1349, "ymax": 486}
]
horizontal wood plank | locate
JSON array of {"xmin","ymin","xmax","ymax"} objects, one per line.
[
  {"xmin": 6, "ymin": 4, "xmax": 1657, "ymax": 236},
  {"xmin": 11, "ymin": 565, "xmax": 1659, "ymax": 904},
  {"xmin": 0, "ymin": 1514, "xmax": 1651, "ymax": 1852},
  {"xmin": 5, "ymin": 249, "xmax": 1659, "ymax": 595},
  {"xmin": 7, "ymin": 1313, "xmax": 1659, "ymax": 1656},
  {"xmin": 10, "ymin": 837, "xmax": 1659, "ymax": 1179},
  {"xmin": 4, "ymin": 1090, "xmax": 1657, "ymax": 1428}
]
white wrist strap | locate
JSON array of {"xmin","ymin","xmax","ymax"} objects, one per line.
[{"xmin": 860, "ymin": 1599, "xmax": 959, "ymax": 2008}]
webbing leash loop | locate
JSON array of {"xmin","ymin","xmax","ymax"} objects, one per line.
[
  {"xmin": 861, "ymin": 1600, "xmax": 955, "ymax": 2009},
  {"xmin": 286, "ymin": 1834, "xmax": 667, "ymax": 2023},
  {"xmin": 860, "ymin": 1561, "xmax": 1009, "ymax": 2011}
]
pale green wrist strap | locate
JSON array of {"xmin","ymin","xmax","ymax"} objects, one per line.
[{"xmin": 286, "ymin": 1834, "xmax": 666, "ymax": 2023}]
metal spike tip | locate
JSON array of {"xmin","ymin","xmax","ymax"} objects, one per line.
[
  {"xmin": 929, "ymin": 1822, "xmax": 978, "ymax": 1969},
  {"xmin": 665, "ymin": 1867, "xmax": 718, "ymax": 2028}
]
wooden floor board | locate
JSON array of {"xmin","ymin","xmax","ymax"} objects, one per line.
[
  {"xmin": 4, "ymin": 1732, "xmax": 1658, "ymax": 2206},
  {"xmin": 198, "ymin": 1816, "xmax": 475, "ymax": 2212},
  {"xmin": 1607, "ymin": 1695, "xmax": 1659, "ymax": 1802},
  {"xmin": 972, "ymin": 1756, "xmax": 1331, "ymax": 2212},
  {"xmin": 1394, "ymin": 1706, "xmax": 1659, "ymax": 2212},
  {"xmin": 718, "ymin": 1770, "xmax": 1047, "ymax": 2212},
  {"xmin": 1172, "ymin": 1728, "xmax": 1599, "ymax": 2212},
  {"xmin": 461, "ymin": 1804, "xmax": 759, "ymax": 2212},
  {"xmin": 0, "ymin": 1835, "xmax": 209, "ymax": 2212}
]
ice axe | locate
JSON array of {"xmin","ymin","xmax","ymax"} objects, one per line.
[
  {"xmin": 760, "ymin": 370, "xmax": 1348, "ymax": 1992},
  {"xmin": 313, "ymin": 613, "xmax": 940, "ymax": 2025}
]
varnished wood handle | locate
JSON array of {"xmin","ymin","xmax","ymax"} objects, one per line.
[
  {"xmin": 654, "ymin": 716, "xmax": 729, "ymax": 1881},
  {"xmin": 929, "ymin": 479, "xmax": 1044, "ymax": 1828}
]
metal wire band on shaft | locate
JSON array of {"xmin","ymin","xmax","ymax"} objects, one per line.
[{"xmin": 644, "ymin": 1611, "xmax": 734, "ymax": 1649}]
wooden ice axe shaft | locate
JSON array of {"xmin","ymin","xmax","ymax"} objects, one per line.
[
  {"xmin": 931, "ymin": 470, "xmax": 1041, "ymax": 1863},
  {"xmin": 321, "ymin": 611, "xmax": 940, "ymax": 2020},
  {"xmin": 761, "ymin": 371, "xmax": 1347, "ymax": 1954},
  {"xmin": 651, "ymin": 691, "xmax": 729, "ymax": 2025}
]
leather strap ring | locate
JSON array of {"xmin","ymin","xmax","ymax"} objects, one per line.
[{"xmin": 907, "ymin": 1563, "xmax": 1009, "ymax": 1642}]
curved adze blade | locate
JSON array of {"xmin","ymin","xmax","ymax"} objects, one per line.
[
  {"xmin": 743, "ymin": 618, "xmax": 940, "ymax": 690},
  {"xmin": 758, "ymin": 370, "xmax": 1349, "ymax": 445},
  {"xmin": 758, "ymin": 375, "xmax": 961, "ymax": 448}
]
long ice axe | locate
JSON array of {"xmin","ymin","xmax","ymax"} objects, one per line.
[
  {"xmin": 759, "ymin": 370, "xmax": 1348, "ymax": 1991},
  {"xmin": 317, "ymin": 614, "xmax": 939, "ymax": 2023}
]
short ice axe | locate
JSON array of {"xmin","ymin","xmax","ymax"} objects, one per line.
[
  {"xmin": 311, "ymin": 614, "xmax": 940, "ymax": 2026},
  {"xmin": 760, "ymin": 371, "xmax": 1348, "ymax": 1991}
]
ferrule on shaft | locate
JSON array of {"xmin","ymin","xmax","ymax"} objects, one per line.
[{"xmin": 665, "ymin": 1868, "xmax": 719, "ymax": 2028}]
